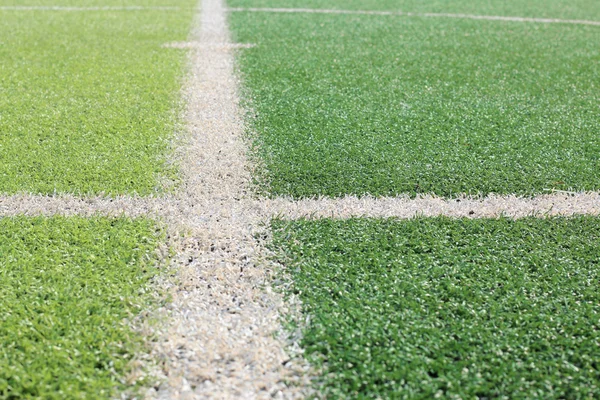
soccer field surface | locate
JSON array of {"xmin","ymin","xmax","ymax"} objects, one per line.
[
  {"xmin": 0, "ymin": 217, "xmax": 161, "ymax": 398},
  {"xmin": 230, "ymin": 5, "xmax": 600, "ymax": 198},
  {"xmin": 229, "ymin": 0, "xmax": 600, "ymax": 21},
  {"xmin": 271, "ymin": 217, "xmax": 600, "ymax": 398},
  {"xmin": 1, "ymin": 0, "xmax": 599, "ymax": 397},
  {"xmin": 229, "ymin": 0, "xmax": 600, "ymax": 397},
  {"xmin": 0, "ymin": 2, "xmax": 195, "ymax": 195},
  {"xmin": 0, "ymin": 3, "xmax": 194, "ymax": 397}
]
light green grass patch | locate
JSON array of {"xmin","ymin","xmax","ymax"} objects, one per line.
[
  {"xmin": 0, "ymin": 4, "xmax": 195, "ymax": 195},
  {"xmin": 228, "ymin": 0, "xmax": 600, "ymax": 21},
  {"xmin": 231, "ymin": 12, "xmax": 600, "ymax": 198},
  {"xmin": 0, "ymin": 216, "xmax": 163, "ymax": 399},
  {"xmin": 0, "ymin": 0, "xmax": 191, "ymax": 6},
  {"xmin": 272, "ymin": 217, "xmax": 600, "ymax": 398}
]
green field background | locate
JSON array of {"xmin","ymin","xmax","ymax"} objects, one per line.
[
  {"xmin": 231, "ymin": 10, "xmax": 600, "ymax": 198},
  {"xmin": 0, "ymin": 3, "xmax": 196, "ymax": 195},
  {"xmin": 272, "ymin": 217, "xmax": 600, "ymax": 398},
  {"xmin": 228, "ymin": 0, "xmax": 600, "ymax": 21}
]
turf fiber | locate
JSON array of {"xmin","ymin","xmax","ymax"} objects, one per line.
[
  {"xmin": 272, "ymin": 217, "xmax": 600, "ymax": 398},
  {"xmin": 0, "ymin": 3, "xmax": 195, "ymax": 195},
  {"xmin": 0, "ymin": 0, "xmax": 191, "ymax": 6},
  {"xmin": 0, "ymin": 217, "xmax": 162, "ymax": 399},
  {"xmin": 230, "ymin": 9, "xmax": 600, "ymax": 198},
  {"xmin": 228, "ymin": 0, "xmax": 600, "ymax": 21}
]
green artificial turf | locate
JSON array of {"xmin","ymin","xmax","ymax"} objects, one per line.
[
  {"xmin": 0, "ymin": 217, "xmax": 162, "ymax": 399},
  {"xmin": 0, "ymin": 4, "xmax": 195, "ymax": 195},
  {"xmin": 0, "ymin": 0, "xmax": 191, "ymax": 6},
  {"xmin": 231, "ymin": 12, "xmax": 600, "ymax": 198},
  {"xmin": 272, "ymin": 217, "xmax": 600, "ymax": 398},
  {"xmin": 228, "ymin": 0, "xmax": 600, "ymax": 21}
]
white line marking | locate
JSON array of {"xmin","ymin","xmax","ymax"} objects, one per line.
[
  {"xmin": 1, "ymin": 192, "xmax": 598, "ymax": 220},
  {"xmin": 162, "ymin": 41, "xmax": 256, "ymax": 49},
  {"xmin": 228, "ymin": 7, "xmax": 600, "ymax": 27},
  {"xmin": 0, "ymin": 194, "xmax": 176, "ymax": 217},
  {"xmin": 0, "ymin": 5, "xmax": 182, "ymax": 11},
  {"xmin": 145, "ymin": 0, "xmax": 310, "ymax": 397},
  {"xmin": 262, "ymin": 192, "xmax": 600, "ymax": 220}
]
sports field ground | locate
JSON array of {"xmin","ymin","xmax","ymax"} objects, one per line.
[
  {"xmin": 1, "ymin": 0, "xmax": 599, "ymax": 398},
  {"xmin": 0, "ymin": 217, "xmax": 161, "ymax": 398},
  {"xmin": 0, "ymin": 0, "xmax": 195, "ymax": 194},
  {"xmin": 271, "ymin": 217, "xmax": 600, "ymax": 397},
  {"xmin": 230, "ymin": 2, "xmax": 600, "ymax": 198},
  {"xmin": 0, "ymin": 1, "xmax": 195, "ymax": 397},
  {"xmin": 228, "ymin": 0, "xmax": 600, "ymax": 397}
]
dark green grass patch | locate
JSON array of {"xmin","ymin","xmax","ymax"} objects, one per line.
[
  {"xmin": 0, "ymin": 217, "xmax": 162, "ymax": 399},
  {"xmin": 271, "ymin": 217, "xmax": 600, "ymax": 398},
  {"xmin": 228, "ymin": 0, "xmax": 600, "ymax": 21},
  {"xmin": 0, "ymin": 5, "xmax": 195, "ymax": 195},
  {"xmin": 231, "ymin": 12, "xmax": 600, "ymax": 198}
]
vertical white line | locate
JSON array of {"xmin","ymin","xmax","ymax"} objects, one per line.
[{"xmin": 147, "ymin": 0, "xmax": 309, "ymax": 398}]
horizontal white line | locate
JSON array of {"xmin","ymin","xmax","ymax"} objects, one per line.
[
  {"xmin": 0, "ymin": 5, "xmax": 182, "ymax": 11},
  {"xmin": 228, "ymin": 7, "xmax": 600, "ymax": 27},
  {"xmin": 1, "ymin": 192, "xmax": 598, "ymax": 220},
  {"xmin": 162, "ymin": 41, "xmax": 256, "ymax": 49},
  {"xmin": 0, "ymin": 194, "xmax": 181, "ymax": 218},
  {"xmin": 263, "ymin": 192, "xmax": 600, "ymax": 220}
]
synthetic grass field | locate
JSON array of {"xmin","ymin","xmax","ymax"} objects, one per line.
[
  {"xmin": 271, "ymin": 217, "xmax": 600, "ymax": 398},
  {"xmin": 230, "ymin": 5, "xmax": 600, "ymax": 198},
  {"xmin": 229, "ymin": 0, "xmax": 600, "ymax": 21},
  {"xmin": 0, "ymin": 3, "xmax": 193, "ymax": 398},
  {"xmin": 2, "ymin": 0, "xmax": 600, "ymax": 397},
  {"xmin": 229, "ymin": 0, "xmax": 600, "ymax": 397},
  {"xmin": 0, "ymin": 217, "xmax": 161, "ymax": 399},
  {"xmin": 0, "ymin": 0, "xmax": 189, "ymax": 5},
  {"xmin": 0, "ymin": 2, "xmax": 195, "ymax": 195}
]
